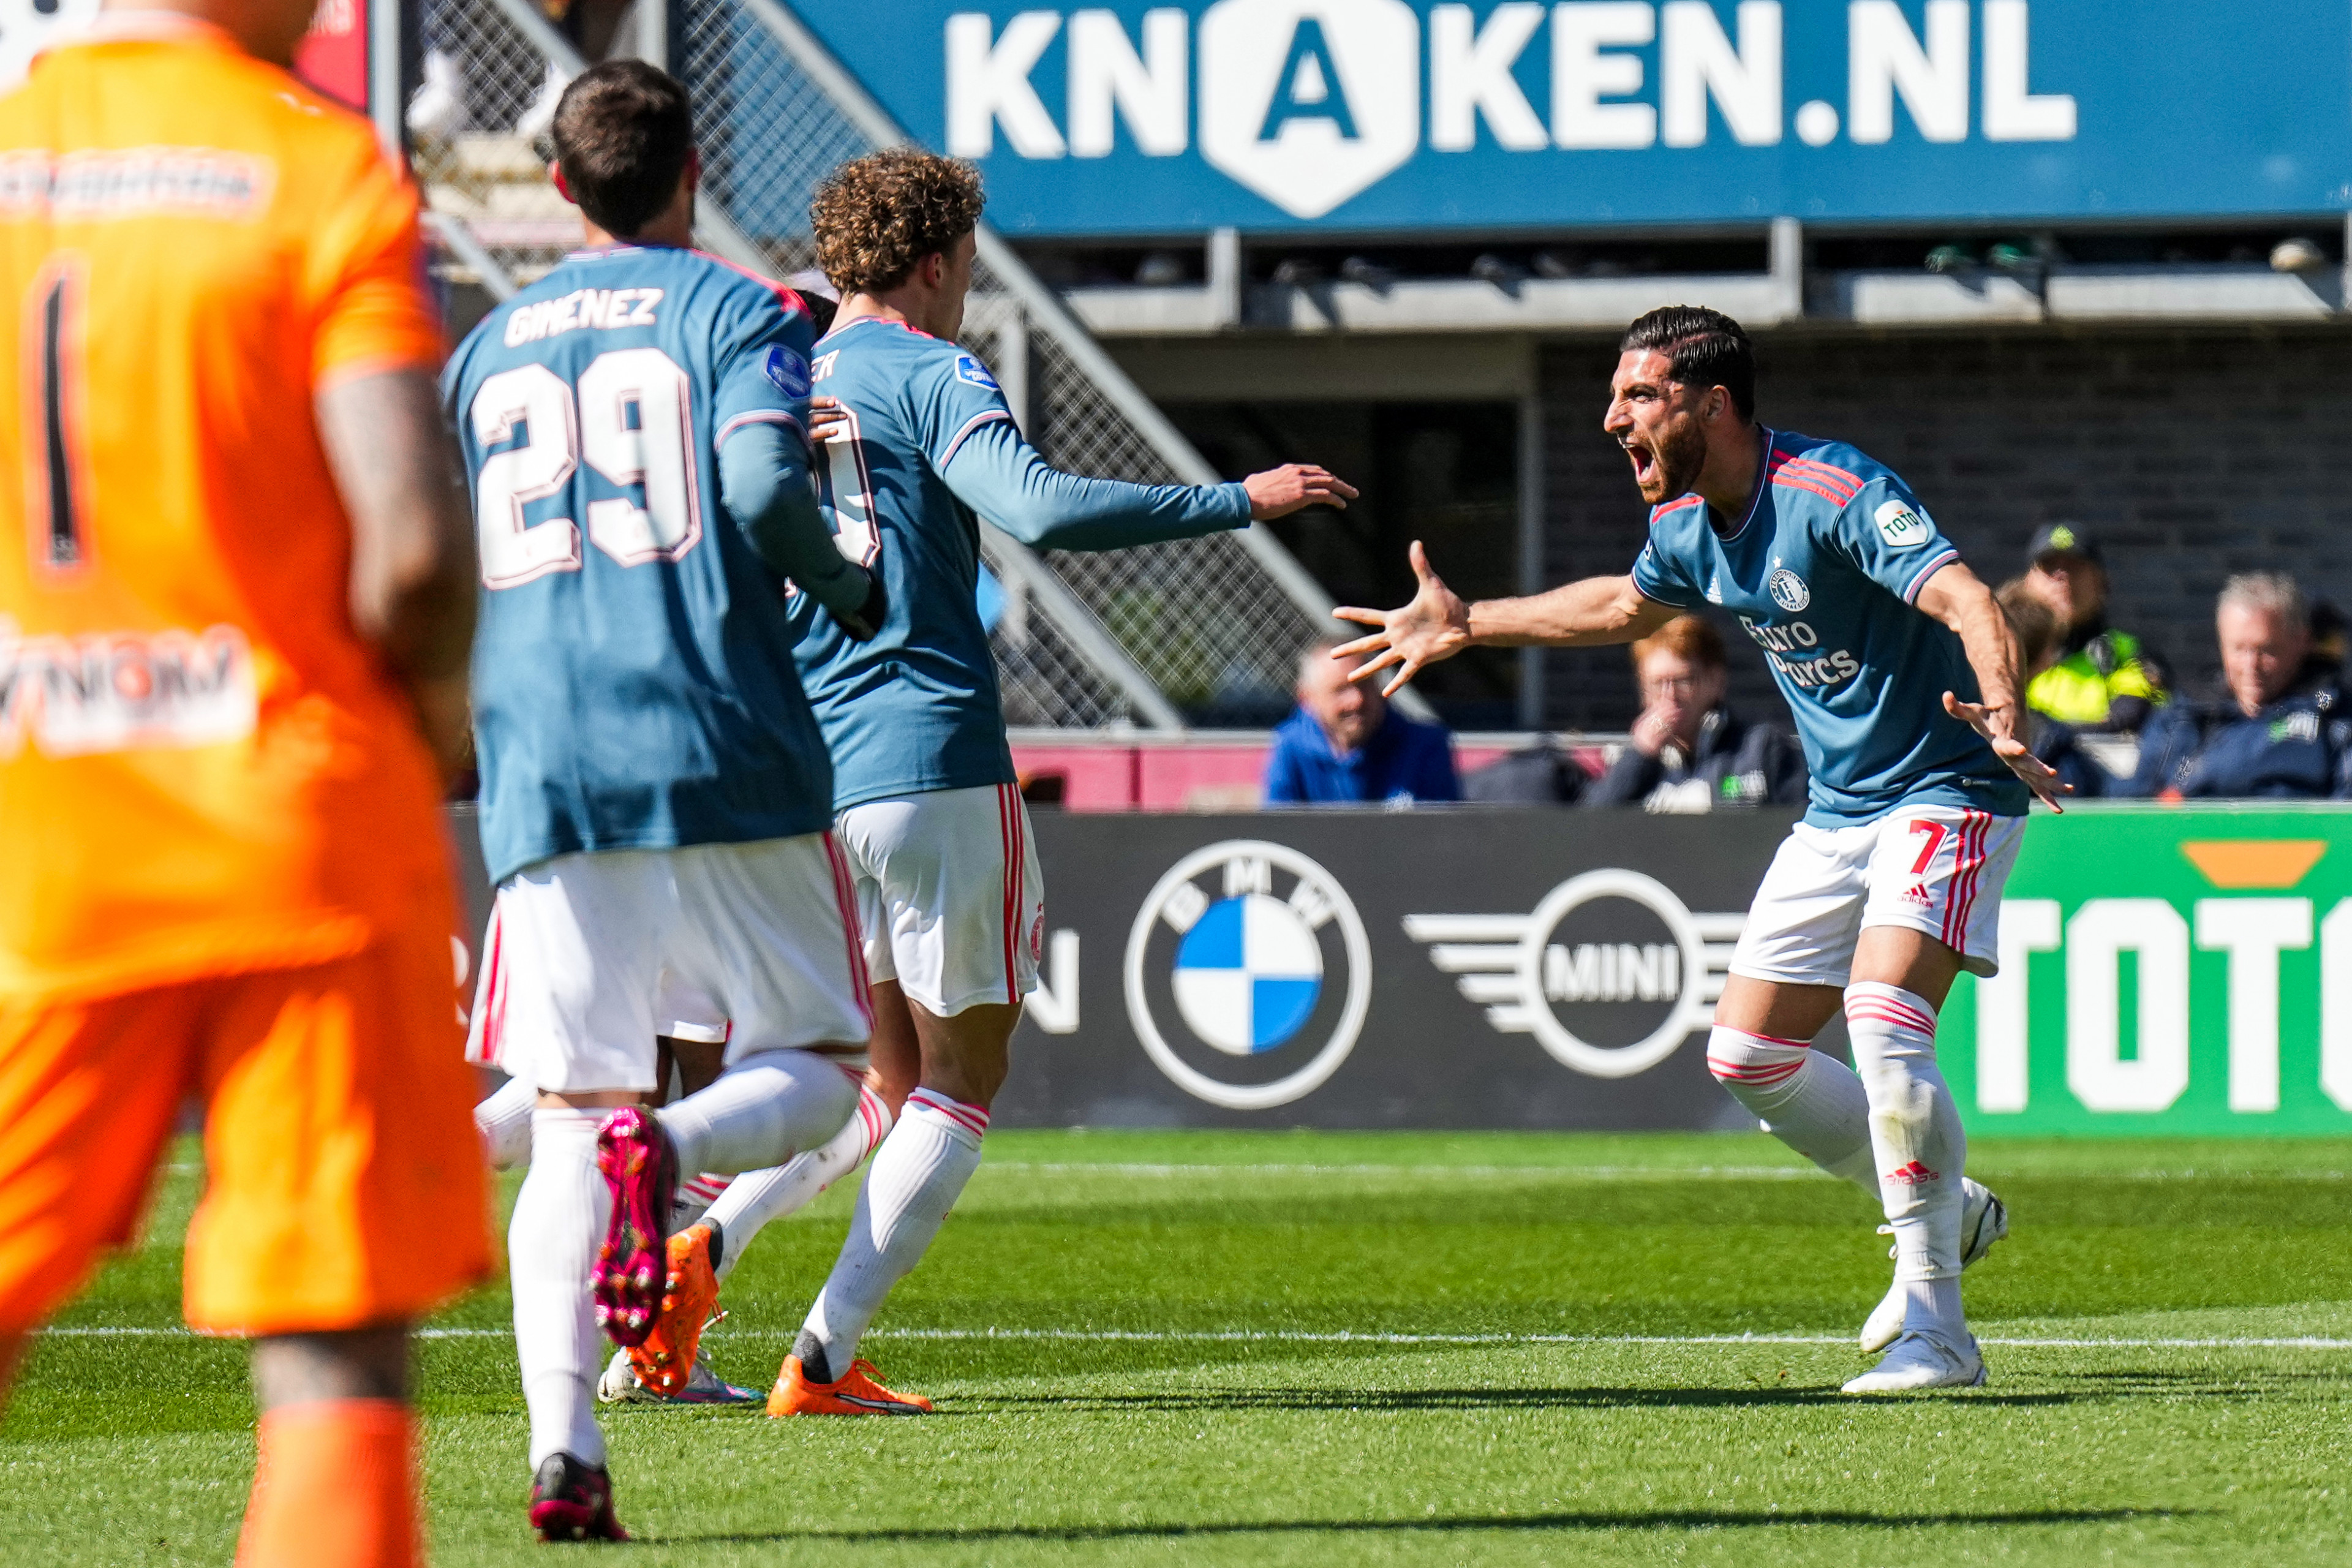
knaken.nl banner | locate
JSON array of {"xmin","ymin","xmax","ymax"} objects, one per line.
[{"xmin": 769, "ymin": 0, "xmax": 2352, "ymax": 233}]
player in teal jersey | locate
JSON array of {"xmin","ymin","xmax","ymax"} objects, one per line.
[
  {"xmin": 442, "ymin": 64, "xmax": 890, "ymax": 1537},
  {"xmin": 626, "ymin": 149, "xmax": 1351, "ymax": 1419},
  {"xmin": 1338, "ymin": 307, "xmax": 2065, "ymax": 1395}
]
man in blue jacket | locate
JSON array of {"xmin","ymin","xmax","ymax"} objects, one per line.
[
  {"xmin": 1265, "ymin": 638, "xmax": 1459, "ymax": 805},
  {"xmin": 2127, "ymin": 573, "xmax": 2352, "ymax": 799}
]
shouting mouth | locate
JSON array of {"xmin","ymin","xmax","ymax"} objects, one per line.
[{"xmin": 1623, "ymin": 438, "xmax": 1658, "ymax": 487}]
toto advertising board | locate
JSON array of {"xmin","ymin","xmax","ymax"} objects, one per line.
[
  {"xmin": 447, "ymin": 804, "xmax": 2352, "ymax": 1136},
  {"xmin": 774, "ymin": 0, "xmax": 2352, "ymax": 233}
]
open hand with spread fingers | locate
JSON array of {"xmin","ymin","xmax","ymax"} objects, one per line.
[
  {"xmin": 1943, "ymin": 692, "xmax": 2072, "ymax": 812},
  {"xmin": 1243, "ymin": 464, "xmax": 1359, "ymax": 519},
  {"xmin": 1332, "ymin": 541, "xmax": 1471, "ymax": 698}
]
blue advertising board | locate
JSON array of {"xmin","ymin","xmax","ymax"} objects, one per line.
[{"xmin": 784, "ymin": 0, "xmax": 2352, "ymax": 235}]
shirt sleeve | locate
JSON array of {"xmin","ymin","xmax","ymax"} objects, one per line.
[
  {"xmin": 1824, "ymin": 474, "xmax": 1961, "ymax": 605},
  {"xmin": 306, "ymin": 135, "xmax": 443, "ymax": 387},
  {"xmin": 940, "ymin": 412, "xmax": 1251, "ymax": 551},
  {"xmin": 1262, "ymin": 729, "xmax": 1306, "ymax": 803},
  {"xmin": 1629, "ymin": 525, "xmax": 1703, "ymax": 608},
  {"xmin": 711, "ymin": 290, "xmax": 816, "ymax": 456}
]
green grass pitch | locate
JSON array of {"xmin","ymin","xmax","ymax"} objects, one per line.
[{"xmin": 9, "ymin": 1129, "xmax": 2352, "ymax": 1566}]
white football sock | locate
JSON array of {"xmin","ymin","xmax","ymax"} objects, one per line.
[
  {"xmin": 474, "ymin": 1076, "xmax": 536, "ymax": 1170},
  {"xmin": 654, "ymin": 1049, "xmax": 859, "ymax": 1177},
  {"xmin": 670, "ymin": 1172, "xmax": 732, "ymax": 1234},
  {"xmin": 708, "ymin": 1084, "xmax": 894, "ymax": 1284},
  {"xmin": 1705, "ymin": 1026, "xmax": 1877, "ymax": 1194},
  {"xmin": 795, "ymin": 1088, "xmax": 986, "ymax": 1380},
  {"xmin": 509, "ymin": 1108, "xmax": 608, "ymax": 1469},
  {"xmin": 1845, "ymin": 982, "xmax": 1968, "ymax": 1334}
]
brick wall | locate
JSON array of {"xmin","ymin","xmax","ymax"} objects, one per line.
[{"xmin": 1535, "ymin": 326, "xmax": 2352, "ymax": 733}]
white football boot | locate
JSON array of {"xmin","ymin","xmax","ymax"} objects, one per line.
[
  {"xmin": 1842, "ymin": 1329, "xmax": 1986, "ymax": 1394},
  {"xmin": 1859, "ymin": 1180, "xmax": 2009, "ymax": 1354},
  {"xmin": 596, "ymin": 1346, "xmax": 762, "ymax": 1406}
]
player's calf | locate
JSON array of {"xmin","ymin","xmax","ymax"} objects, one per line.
[{"xmin": 1705, "ymin": 1026, "xmax": 1877, "ymax": 1192}]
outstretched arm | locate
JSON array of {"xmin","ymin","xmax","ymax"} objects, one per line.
[
  {"xmin": 317, "ymin": 367, "xmax": 476, "ymax": 780},
  {"xmin": 938, "ymin": 413, "xmax": 1356, "ymax": 551},
  {"xmin": 1915, "ymin": 561, "xmax": 2069, "ymax": 812},
  {"xmin": 1333, "ymin": 541, "xmax": 1678, "ymax": 698}
]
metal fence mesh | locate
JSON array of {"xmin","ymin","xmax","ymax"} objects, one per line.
[{"xmin": 417, "ymin": 0, "xmax": 1328, "ymax": 726}]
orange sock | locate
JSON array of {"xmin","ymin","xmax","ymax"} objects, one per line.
[{"xmin": 236, "ymin": 1398, "xmax": 418, "ymax": 1568}]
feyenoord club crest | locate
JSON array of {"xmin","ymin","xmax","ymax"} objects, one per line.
[{"xmin": 1125, "ymin": 840, "xmax": 1371, "ymax": 1110}]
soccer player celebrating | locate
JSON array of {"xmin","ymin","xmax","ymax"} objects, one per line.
[
  {"xmin": 1335, "ymin": 307, "xmax": 2063, "ymax": 1393},
  {"xmin": 444, "ymin": 64, "xmax": 887, "ymax": 1534},
  {"xmin": 0, "ymin": 2, "xmax": 492, "ymax": 1562},
  {"xmin": 739, "ymin": 148, "xmax": 1355, "ymax": 1415}
]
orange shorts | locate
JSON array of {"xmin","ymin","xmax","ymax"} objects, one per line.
[{"xmin": 0, "ymin": 921, "xmax": 494, "ymax": 1337}]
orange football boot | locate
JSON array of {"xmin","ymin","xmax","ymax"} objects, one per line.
[
  {"xmin": 766, "ymin": 1354, "xmax": 932, "ymax": 1416},
  {"xmin": 627, "ymin": 1224, "xmax": 720, "ymax": 1396}
]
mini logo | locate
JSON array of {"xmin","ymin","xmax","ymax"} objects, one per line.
[
  {"xmin": 762, "ymin": 345, "xmax": 811, "ymax": 399},
  {"xmin": 1403, "ymin": 870, "xmax": 1744, "ymax": 1080},
  {"xmin": 1767, "ymin": 568, "xmax": 1811, "ymax": 612},
  {"xmin": 1875, "ymin": 500, "xmax": 1931, "ymax": 549},
  {"xmin": 954, "ymin": 353, "xmax": 1000, "ymax": 391},
  {"xmin": 1126, "ymin": 840, "xmax": 1371, "ymax": 1109},
  {"xmin": 1885, "ymin": 1160, "xmax": 1941, "ymax": 1185}
]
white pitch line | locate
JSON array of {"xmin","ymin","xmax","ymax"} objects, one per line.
[
  {"xmin": 980, "ymin": 1163, "xmax": 1825, "ymax": 1180},
  {"xmin": 33, "ymin": 1325, "xmax": 2352, "ymax": 1351}
]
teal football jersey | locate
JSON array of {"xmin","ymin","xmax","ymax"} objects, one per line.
[
  {"xmin": 443, "ymin": 245, "xmax": 832, "ymax": 883},
  {"xmin": 1632, "ymin": 431, "xmax": 2028, "ymax": 826},
  {"xmin": 792, "ymin": 315, "xmax": 1250, "ymax": 810}
]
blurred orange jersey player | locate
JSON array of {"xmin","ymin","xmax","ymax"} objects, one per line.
[{"xmin": 0, "ymin": 5, "xmax": 489, "ymax": 1566}]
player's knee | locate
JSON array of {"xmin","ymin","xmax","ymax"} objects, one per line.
[{"xmin": 1705, "ymin": 1025, "xmax": 1807, "ymax": 1090}]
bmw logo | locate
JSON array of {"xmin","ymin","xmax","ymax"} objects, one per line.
[
  {"xmin": 1125, "ymin": 840, "xmax": 1371, "ymax": 1110},
  {"xmin": 1767, "ymin": 568, "xmax": 1811, "ymax": 612}
]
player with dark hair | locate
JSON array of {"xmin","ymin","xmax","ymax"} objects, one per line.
[
  {"xmin": 1337, "ymin": 304, "xmax": 2064, "ymax": 1393},
  {"xmin": 444, "ymin": 60, "xmax": 888, "ymax": 1538},
  {"xmin": 658, "ymin": 147, "xmax": 1357, "ymax": 1417}
]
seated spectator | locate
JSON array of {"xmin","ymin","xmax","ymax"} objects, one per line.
[
  {"xmin": 1264, "ymin": 639, "xmax": 1459, "ymax": 805},
  {"xmin": 2019, "ymin": 522, "xmax": 2168, "ymax": 732},
  {"xmin": 2125, "ymin": 573, "xmax": 2352, "ymax": 799},
  {"xmin": 1996, "ymin": 579, "xmax": 2105, "ymax": 800},
  {"xmin": 1584, "ymin": 615, "xmax": 1804, "ymax": 812}
]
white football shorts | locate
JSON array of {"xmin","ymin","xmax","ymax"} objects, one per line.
[
  {"xmin": 837, "ymin": 782, "xmax": 1044, "ymax": 1018},
  {"xmin": 1728, "ymin": 803, "xmax": 2027, "ymax": 989},
  {"xmin": 466, "ymin": 834, "xmax": 873, "ymax": 1093}
]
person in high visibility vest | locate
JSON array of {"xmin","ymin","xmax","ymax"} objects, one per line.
[{"xmin": 2018, "ymin": 522, "xmax": 2169, "ymax": 731}]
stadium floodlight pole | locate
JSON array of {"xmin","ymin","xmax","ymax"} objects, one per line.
[
  {"xmin": 368, "ymin": 0, "xmax": 402, "ymax": 154},
  {"xmin": 981, "ymin": 526, "xmax": 1188, "ymax": 731},
  {"xmin": 481, "ymin": 0, "xmax": 772, "ymax": 280},
  {"xmin": 737, "ymin": 0, "xmax": 1439, "ymax": 722},
  {"xmin": 423, "ymin": 210, "xmax": 521, "ymax": 302}
]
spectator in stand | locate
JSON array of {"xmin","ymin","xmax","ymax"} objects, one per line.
[
  {"xmin": 2019, "ymin": 522, "xmax": 2168, "ymax": 732},
  {"xmin": 1265, "ymin": 639, "xmax": 1459, "ymax": 805},
  {"xmin": 1996, "ymin": 579, "xmax": 2106, "ymax": 799},
  {"xmin": 1584, "ymin": 614, "xmax": 1804, "ymax": 812},
  {"xmin": 2125, "ymin": 573, "xmax": 2352, "ymax": 799}
]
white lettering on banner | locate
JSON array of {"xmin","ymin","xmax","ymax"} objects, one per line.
[
  {"xmin": 1544, "ymin": 941, "xmax": 1681, "ymax": 1002},
  {"xmin": 2195, "ymin": 899, "xmax": 2312, "ymax": 1114},
  {"xmin": 1028, "ymin": 930, "xmax": 1082, "ymax": 1033},
  {"xmin": 1069, "ymin": 9, "xmax": 1190, "ymax": 156},
  {"xmin": 1974, "ymin": 897, "xmax": 2059, "ymax": 1112},
  {"xmin": 1551, "ymin": 1, "xmax": 1656, "ymax": 149},
  {"xmin": 947, "ymin": 10, "xmax": 1068, "ymax": 157},
  {"xmin": 941, "ymin": 1, "xmax": 2076, "ymax": 217},
  {"xmin": 1430, "ymin": 2, "xmax": 1548, "ymax": 152},
  {"xmin": 1224, "ymin": 854, "xmax": 1273, "ymax": 895},
  {"xmin": 1660, "ymin": 1, "xmax": 1780, "ymax": 148},
  {"xmin": 2065, "ymin": 899, "xmax": 2190, "ymax": 1113},
  {"xmin": 1981, "ymin": 0, "xmax": 2075, "ymax": 140},
  {"xmin": 1847, "ymin": 0, "xmax": 1969, "ymax": 144},
  {"xmin": 2323, "ymin": 900, "xmax": 2352, "ymax": 1111}
]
